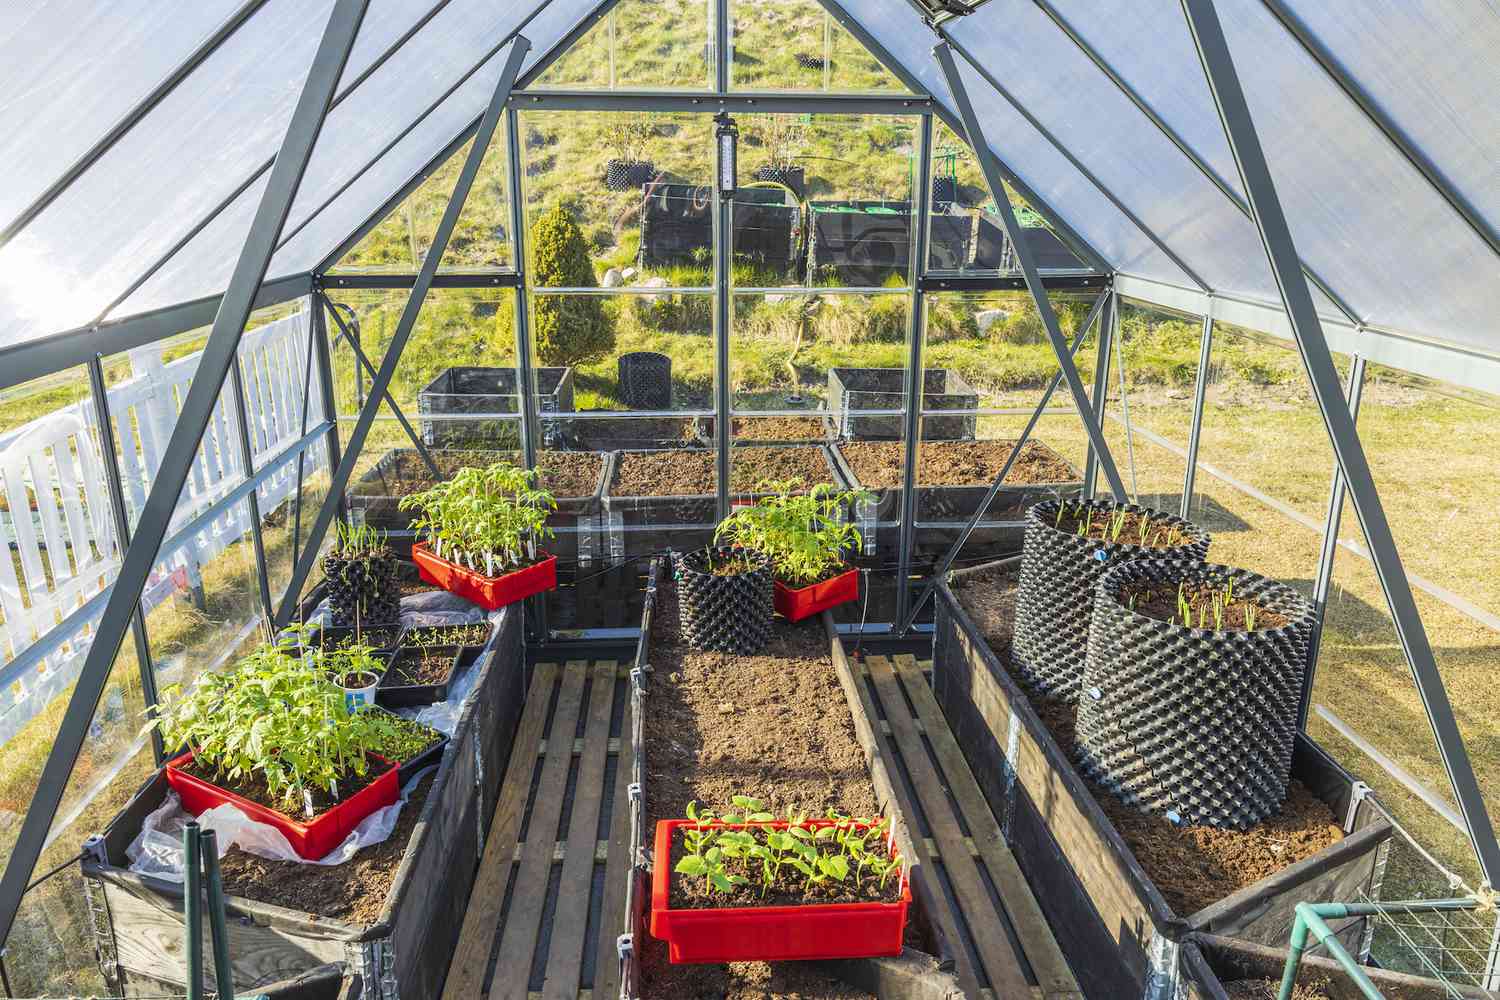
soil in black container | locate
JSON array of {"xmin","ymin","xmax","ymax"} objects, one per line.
[
  {"xmin": 840, "ymin": 440, "xmax": 1076, "ymax": 488},
  {"xmin": 385, "ymin": 647, "xmax": 456, "ymax": 686},
  {"xmin": 217, "ymin": 772, "xmax": 433, "ymax": 924},
  {"xmin": 1055, "ymin": 504, "xmax": 1197, "ymax": 549},
  {"xmin": 317, "ymin": 625, "xmax": 402, "ymax": 650},
  {"xmin": 951, "ymin": 566, "xmax": 1342, "ymax": 915},
  {"xmin": 354, "ymin": 449, "xmax": 603, "ymax": 500},
  {"xmin": 1225, "ymin": 981, "xmax": 1332, "ymax": 1000},
  {"xmin": 400, "ymin": 623, "xmax": 492, "ymax": 647},
  {"xmin": 1120, "ymin": 581, "xmax": 1290, "ymax": 631},
  {"xmin": 178, "ymin": 755, "xmax": 392, "ymax": 821},
  {"xmin": 611, "ymin": 446, "xmax": 832, "ymax": 496},
  {"xmin": 641, "ymin": 602, "xmax": 883, "ymax": 999}
]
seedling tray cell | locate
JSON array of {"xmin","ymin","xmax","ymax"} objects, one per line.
[{"xmin": 377, "ymin": 644, "xmax": 472, "ymax": 708}]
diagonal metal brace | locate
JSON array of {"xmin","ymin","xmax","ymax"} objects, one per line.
[
  {"xmin": 898, "ymin": 288, "xmax": 1109, "ymax": 634},
  {"xmin": 323, "ymin": 296, "xmax": 441, "ymax": 479},
  {"xmin": 274, "ymin": 37, "xmax": 532, "ymax": 629},
  {"xmin": 932, "ymin": 40, "xmax": 1127, "ymax": 502}
]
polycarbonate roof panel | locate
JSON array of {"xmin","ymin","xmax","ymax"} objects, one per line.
[
  {"xmin": 0, "ymin": 1, "xmax": 246, "ymax": 231},
  {"xmin": 948, "ymin": 3, "xmax": 1274, "ymax": 300}
]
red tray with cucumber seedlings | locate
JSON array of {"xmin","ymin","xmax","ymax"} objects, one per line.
[{"xmin": 650, "ymin": 809, "xmax": 910, "ymax": 964}]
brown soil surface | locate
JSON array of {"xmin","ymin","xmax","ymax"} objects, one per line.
[
  {"xmin": 1225, "ymin": 980, "xmax": 1332, "ymax": 1000},
  {"xmin": 611, "ymin": 447, "xmax": 834, "ymax": 497},
  {"xmin": 668, "ymin": 825, "xmax": 903, "ymax": 909},
  {"xmin": 732, "ymin": 415, "xmax": 827, "ymax": 441},
  {"xmin": 384, "ymin": 647, "xmax": 457, "ymax": 686},
  {"xmin": 1055, "ymin": 503, "xmax": 1197, "ymax": 549},
  {"xmin": 642, "ymin": 607, "xmax": 879, "ymax": 999},
  {"xmin": 179, "ymin": 754, "xmax": 393, "ymax": 821},
  {"xmin": 400, "ymin": 623, "xmax": 492, "ymax": 647},
  {"xmin": 352, "ymin": 449, "xmax": 603, "ymax": 499},
  {"xmin": 217, "ymin": 773, "xmax": 432, "ymax": 924},
  {"xmin": 952, "ymin": 565, "xmax": 1344, "ymax": 916},
  {"xmin": 1123, "ymin": 582, "xmax": 1289, "ymax": 631},
  {"xmin": 838, "ymin": 440, "xmax": 1075, "ymax": 489},
  {"xmin": 319, "ymin": 625, "xmax": 401, "ymax": 650}
]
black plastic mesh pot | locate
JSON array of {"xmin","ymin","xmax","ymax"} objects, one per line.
[
  {"xmin": 606, "ymin": 159, "xmax": 655, "ymax": 191},
  {"xmin": 1075, "ymin": 558, "xmax": 1316, "ymax": 830},
  {"xmin": 754, "ymin": 165, "xmax": 806, "ymax": 197},
  {"xmin": 321, "ymin": 549, "xmax": 402, "ymax": 627},
  {"xmin": 618, "ymin": 351, "xmax": 673, "ymax": 410},
  {"xmin": 1011, "ymin": 499, "xmax": 1210, "ymax": 702},
  {"xmin": 674, "ymin": 546, "xmax": 773, "ymax": 654}
]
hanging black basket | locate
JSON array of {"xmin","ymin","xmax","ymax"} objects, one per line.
[
  {"xmin": 618, "ymin": 351, "xmax": 673, "ymax": 410},
  {"xmin": 1075, "ymin": 558, "xmax": 1316, "ymax": 830},
  {"xmin": 675, "ymin": 546, "xmax": 774, "ymax": 654},
  {"xmin": 1011, "ymin": 499, "xmax": 1210, "ymax": 703},
  {"xmin": 321, "ymin": 548, "xmax": 402, "ymax": 627}
]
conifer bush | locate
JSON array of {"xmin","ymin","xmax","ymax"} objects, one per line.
[{"xmin": 531, "ymin": 205, "xmax": 616, "ymax": 366}]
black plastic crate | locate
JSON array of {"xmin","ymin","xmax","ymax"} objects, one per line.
[{"xmin": 417, "ymin": 366, "xmax": 573, "ymax": 448}]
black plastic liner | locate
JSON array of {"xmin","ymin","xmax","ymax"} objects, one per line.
[
  {"xmin": 673, "ymin": 545, "xmax": 773, "ymax": 653},
  {"xmin": 1011, "ymin": 499, "xmax": 1210, "ymax": 703},
  {"xmin": 1075, "ymin": 558, "xmax": 1316, "ymax": 830}
]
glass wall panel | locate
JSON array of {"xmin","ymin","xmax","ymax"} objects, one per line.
[
  {"xmin": 533, "ymin": 0, "xmax": 715, "ymax": 91},
  {"xmin": 1307, "ymin": 372, "xmax": 1500, "ymax": 895},
  {"xmin": 913, "ymin": 291, "xmax": 1096, "ymax": 571},
  {"xmin": 729, "ymin": 0, "xmax": 909, "ymax": 93}
]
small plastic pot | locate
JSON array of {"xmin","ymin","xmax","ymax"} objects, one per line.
[
  {"xmin": 773, "ymin": 566, "xmax": 859, "ymax": 622},
  {"xmin": 164, "ymin": 750, "xmax": 399, "ymax": 861},
  {"xmin": 650, "ymin": 818, "xmax": 910, "ymax": 964},
  {"xmin": 411, "ymin": 542, "xmax": 557, "ymax": 611},
  {"xmin": 338, "ymin": 670, "xmax": 381, "ymax": 713}
]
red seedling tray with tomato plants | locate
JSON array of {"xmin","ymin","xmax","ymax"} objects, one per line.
[
  {"xmin": 165, "ymin": 750, "xmax": 399, "ymax": 861},
  {"xmin": 650, "ymin": 817, "xmax": 909, "ymax": 964},
  {"xmin": 773, "ymin": 566, "xmax": 859, "ymax": 622},
  {"xmin": 411, "ymin": 542, "xmax": 557, "ymax": 611}
]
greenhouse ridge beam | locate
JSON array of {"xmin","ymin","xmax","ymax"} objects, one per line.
[
  {"xmin": 0, "ymin": 0, "xmax": 369, "ymax": 952},
  {"xmin": 942, "ymin": 33, "xmax": 1211, "ymax": 293},
  {"xmin": 1258, "ymin": 0, "xmax": 1500, "ymax": 263},
  {"xmin": 1029, "ymin": 0, "xmax": 1362, "ymax": 328},
  {"xmin": 1179, "ymin": 0, "xmax": 1500, "ymax": 888},
  {"xmin": 0, "ymin": 0, "xmax": 271, "ymax": 248},
  {"xmin": 935, "ymin": 41, "xmax": 1126, "ymax": 502},
  {"xmin": 276, "ymin": 37, "xmax": 532, "ymax": 630}
]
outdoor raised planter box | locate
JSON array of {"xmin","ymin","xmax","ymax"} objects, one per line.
[
  {"xmin": 774, "ymin": 566, "xmax": 859, "ymax": 622},
  {"xmin": 417, "ymin": 366, "xmax": 573, "ymax": 449},
  {"xmin": 81, "ymin": 608, "xmax": 526, "ymax": 999},
  {"xmin": 346, "ymin": 447, "xmax": 607, "ymax": 533},
  {"xmin": 827, "ymin": 367, "xmax": 978, "ymax": 441},
  {"xmin": 649, "ymin": 818, "xmax": 910, "ymax": 964},
  {"xmin": 933, "ymin": 571, "xmax": 1394, "ymax": 999},
  {"xmin": 411, "ymin": 542, "xmax": 557, "ymax": 611},
  {"xmin": 165, "ymin": 751, "xmax": 400, "ymax": 862}
]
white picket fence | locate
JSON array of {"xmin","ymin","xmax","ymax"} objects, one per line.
[{"xmin": 0, "ymin": 308, "xmax": 327, "ymax": 744}]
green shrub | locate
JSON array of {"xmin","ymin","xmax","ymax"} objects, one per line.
[{"xmin": 532, "ymin": 205, "xmax": 617, "ymax": 366}]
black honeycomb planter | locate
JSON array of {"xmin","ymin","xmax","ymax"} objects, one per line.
[
  {"xmin": 675, "ymin": 546, "xmax": 773, "ymax": 654},
  {"xmin": 321, "ymin": 548, "xmax": 402, "ymax": 627},
  {"xmin": 1075, "ymin": 558, "xmax": 1316, "ymax": 830},
  {"xmin": 618, "ymin": 351, "xmax": 673, "ymax": 411},
  {"xmin": 1011, "ymin": 499, "xmax": 1210, "ymax": 702}
]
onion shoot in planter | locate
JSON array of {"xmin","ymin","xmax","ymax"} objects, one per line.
[{"xmin": 399, "ymin": 460, "xmax": 557, "ymax": 576}]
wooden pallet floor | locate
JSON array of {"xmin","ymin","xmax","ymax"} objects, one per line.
[
  {"xmin": 443, "ymin": 661, "xmax": 634, "ymax": 1000},
  {"xmin": 856, "ymin": 653, "xmax": 1084, "ymax": 1000}
]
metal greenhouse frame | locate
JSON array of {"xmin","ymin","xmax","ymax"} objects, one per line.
[{"xmin": 0, "ymin": 0, "xmax": 1497, "ymax": 990}]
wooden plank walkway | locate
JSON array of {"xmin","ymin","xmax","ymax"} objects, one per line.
[
  {"xmin": 859, "ymin": 654, "xmax": 1084, "ymax": 1000},
  {"xmin": 443, "ymin": 661, "xmax": 634, "ymax": 1000}
]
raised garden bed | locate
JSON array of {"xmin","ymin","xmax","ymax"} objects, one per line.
[
  {"xmin": 80, "ymin": 607, "xmax": 526, "ymax": 1000},
  {"xmin": 828, "ymin": 367, "xmax": 977, "ymax": 441},
  {"xmin": 933, "ymin": 561, "xmax": 1393, "ymax": 998},
  {"xmin": 346, "ymin": 448, "xmax": 606, "ymax": 532},
  {"xmin": 417, "ymin": 366, "xmax": 572, "ymax": 449},
  {"xmin": 693, "ymin": 414, "xmax": 831, "ymax": 445}
]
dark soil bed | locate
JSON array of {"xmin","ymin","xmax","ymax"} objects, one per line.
[
  {"xmin": 642, "ymin": 596, "xmax": 879, "ymax": 999},
  {"xmin": 730, "ymin": 415, "xmax": 827, "ymax": 441},
  {"xmin": 951, "ymin": 567, "xmax": 1343, "ymax": 915},
  {"xmin": 352, "ymin": 449, "xmax": 603, "ymax": 499},
  {"xmin": 1225, "ymin": 980, "xmax": 1332, "ymax": 1000},
  {"xmin": 179, "ymin": 755, "xmax": 392, "ymax": 821},
  {"xmin": 385, "ymin": 647, "xmax": 456, "ymax": 685},
  {"xmin": 839, "ymin": 440, "xmax": 1075, "ymax": 489},
  {"xmin": 217, "ymin": 772, "xmax": 433, "ymax": 925},
  {"xmin": 1123, "ymin": 581, "xmax": 1289, "ymax": 631},
  {"xmin": 611, "ymin": 447, "xmax": 834, "ymax": 497}
]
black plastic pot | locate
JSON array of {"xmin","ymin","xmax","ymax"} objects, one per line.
[
  {"xmin": 1011, "ymin": 499, "xmax": 1210, "ymax": 703},
  {"xmin": 1076, "ymin": 558, "xmax": 1316, "ymax": 830},
  {"xmin": 674, "ymin": 546, "xmax": 773, "ymax": 654},
  {"xmin": 320, "ymin": 548, "xmax": 402, "ymax": 627},
  {"xmin": 931, "ymin": 176, "xmax": 959, "ymax": 211},
  {"xmin": 618, "ymin": 351, "xmax": 673, "ymax": 410},
  {"xmin": 606, "ymin": 159, "xmax": 655, "ymax": 191},
  {"xmin": 794, "ymin": 52, "xmax": 825, "ymax": 71}
]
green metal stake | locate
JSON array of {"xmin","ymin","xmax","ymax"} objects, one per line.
[
  {"xmin": 201, "ymin": 829, "xmax": 237, "ymax": 1000},
  {"xmin": 183, "ymin": 821, "xmax": 204, "ymax": 1000}
]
